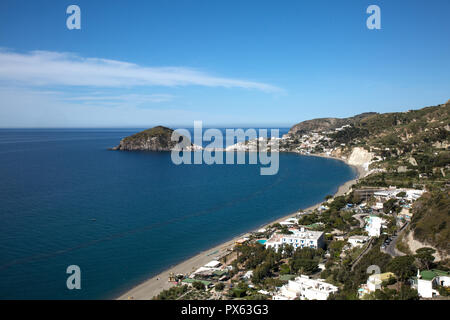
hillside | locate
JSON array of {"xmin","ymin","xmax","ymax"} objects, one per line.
[
  {"xmin": 288, "ymin": 112, "xmax": 377, "ymax": 136},
  {"xmin": 284, "ymin": 100, "xmax": 450, "ymax": 189},
  {"xmin": 284, "ymin": 100, "xmax": 450, "ymax": 253},
  {"xmin": 410, "ymin": 190, "xmax": 450, "ymax": 254}
]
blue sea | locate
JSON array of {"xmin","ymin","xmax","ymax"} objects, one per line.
[{"xmin": 0, "ymin": 128, "xmax": 356, "ymax": 299}]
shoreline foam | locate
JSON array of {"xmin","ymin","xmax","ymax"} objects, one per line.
[{"xmin": 117, "ymin": 154, "xmax": 366, "ymax": 300}]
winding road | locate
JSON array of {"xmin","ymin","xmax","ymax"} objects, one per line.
[{"xmin": 382, "ymin": 222, "xmax": 409, "ymax": 257}]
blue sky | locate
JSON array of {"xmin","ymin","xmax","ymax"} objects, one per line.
[{"xmin": 0, "ymin": 0, "xmax": 449, "ymax": 127}]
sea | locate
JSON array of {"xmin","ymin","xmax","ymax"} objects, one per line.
[{"xmin": 0, "ymin": 128, "xmax": 357, "ymax": 299}]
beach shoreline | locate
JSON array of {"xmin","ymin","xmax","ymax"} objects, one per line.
[{"xmin": 117, "ymin": 154, "xmax": 366, "ymax": 300}]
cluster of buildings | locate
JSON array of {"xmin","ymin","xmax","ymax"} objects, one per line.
[
  {"xmin": 358, "ymin": 269, "xmax": 450, "ymax": 299},
  {"xmin": 373, "ymin": 188, "xmax": 424, "ymax": 202},
  {"xmin": 412, "ymin": 269, "xmax": 450, "ymax": 298},
  {"xmin": 347, "ymin": 235, "xmax": 370, "ymax": 248},
  {"xmin": 264, "ymin": 227, "xmax": 325, "ymax": 250},
  {"xmin": 165, "ymin": 176, "xmax": 444, "ymax": 301},
  {"xmin": 282, "ymin": 131, "xmax": 333, "ymax": 155},
  {"xmin": 223, "ymin": 136, "xmax": 282, "ymax": 152},
  {"xmin": 364, "ymin": 215, "xmax": 387, "ymax": 237},
  {"xmin": 178, "ymin": 260, "xmax": 231, "ymax": 288},
  {"xmin": 273, "ymin": 275, "xmax": 338, "ymax": 300},
  {"xmin": 281, "ymin": 124, "xmax": 361, "ymax": 155}
]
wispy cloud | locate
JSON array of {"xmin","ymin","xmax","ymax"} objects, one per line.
[
  {"xmin": 0, "ymin": 50, "xmax": 282, "ymax": 92},
  {"xmin": 61, "ymin": 93, "xmax": 174, "ymax": 108}
]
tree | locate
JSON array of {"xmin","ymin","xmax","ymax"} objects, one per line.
[
  {"xmin": 283, "ymin": 244, "xmax": 294, "ymax": 258},
  {"xmin": 230, "ymin": 282, "xmax": 248, "ymax": 298},
  {"xmin": 279, "ymin": 264, "xmax": 291, "ymax": 275},
  {"xmin": 348, "ymin": 192, "xmax": 362, "ymax": 205},
  {"xmin": 397, "ymin": 285, "xmax": 420, "ymax": 300},
  {"xmin": 289, "ymin": 259, "xmax": 319, "ymax": 275},
  {"xmin": 252, "ymin": 262, "xmax": 271, "ymax": 283},
  {"xmin": 192, "ymin": 281, "xmax": 205, "ymax": 291},
  {"xmin": 215, "ymin": 282, "xmax": 225, "ymax": 291},
  {"xmin": 383, "ymin": 198, "xmax": 398, "ymax": 214},
  {"xmin": 387, "ymin": 256, "xmax": 417, "ymax": 287},
  {"xmin": 415, "ymin": 247, "xmax": 436, "ymax": 270}
]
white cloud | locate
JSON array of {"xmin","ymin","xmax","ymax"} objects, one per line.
[{"xmin": 0, "ymin": 50, "xmax": 282, "ymax": 92}]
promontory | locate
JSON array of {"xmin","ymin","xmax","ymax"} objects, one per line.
[{"xmin": 111, "ymin": 126, "xmax": 191, "ymax": 151}]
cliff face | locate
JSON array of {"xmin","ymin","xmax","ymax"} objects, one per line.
[
  {"xmin": 112, "ymin": 126, "xmax": 189, "ymax": 151},
  {"xmin": 347, "ymin": 147, "xmax": 374, "ymax": 167}
]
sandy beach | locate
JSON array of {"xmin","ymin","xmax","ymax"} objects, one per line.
[{"xmin": 117, "ymin": 156, "xmax": 366, "ymax": 300}]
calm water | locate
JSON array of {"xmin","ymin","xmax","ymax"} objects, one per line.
[{"xmin": 0, "ymin": 129, "xmax": 356, "ymax": 299}]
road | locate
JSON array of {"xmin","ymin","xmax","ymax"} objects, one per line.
[{"xmin": 382, "ymin": 222, "xmax": 409, "ymax": 257}]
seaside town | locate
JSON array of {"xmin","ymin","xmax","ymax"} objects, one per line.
[
  {"xmin": 127, "ymin": 101, "xmax": 450, "ymax": 301},
  {"xmin": 149, "ymin": 182, "xmax": 447, "ymax": 300},
  {"xmin": 3, "ymin": 1, "xmax": 450, "ymax": 310}
]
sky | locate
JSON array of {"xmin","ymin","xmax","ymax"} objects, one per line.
[{"xmin": 0, "ymin": 0, "xmax": 449, "ymax": 128}]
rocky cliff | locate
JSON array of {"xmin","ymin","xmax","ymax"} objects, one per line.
[
  {"xmin": 347, "ymin": 147, "xmax": 374, "ymax": 167},
  {"xmin": 112, "ymin": 126, "xmax": 190, "ymax": 151}
]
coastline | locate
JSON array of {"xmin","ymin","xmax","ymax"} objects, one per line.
[{"xmin": 117, "ymin": 155, "xmax": 366, "ymax": 300}]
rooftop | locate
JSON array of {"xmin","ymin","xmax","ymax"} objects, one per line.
[
  {"xmin": 368, "ymin": 272, "xmax": 395, "ymax": 284},
  {"xmin": 420, "ymin": 269, "xmax": 450, "ymax": 281},
  {"xmin": 182, "ymin": 278, "xmax": 212, "ymax": 286}
]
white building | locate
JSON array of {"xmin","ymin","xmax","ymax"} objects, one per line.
[
  {"xmin": 372, "ymin": 202, "xmax": 384, "ymax": 211},
  {"xmin": 204, "ymin": 260, "xmax": 221, "ymax": 268},
  {"xmin": 348, "ymin": 235, "xmax": 370, "ymax": 248},
  {"xmin": 273, "ymin": 275, "xmax": 338, "ymax": 300},
  {"xmin": 404, "ymin": 189, "xmax": 425, "ymax": 201},
  {"xmin": 364, "ymin": 215, "xmax": 386, "ymax": 237},
  {"xmin": 358, "ymin": 272, "xmax": 395, "ymax": 298},
  {"xmin": 265, "ymin": 228, "xmax": 324, "ymax": 250},
  {"xmin": 374, "ymin": 188, "xmax": 424, "ymax": 202},
  {"xmin": 415, "ymin": 269, "xmax": 450, "ymax": 298},
  {"xmin": 280, "ymin": 217, "xmax": 298, "ymax": 226}
]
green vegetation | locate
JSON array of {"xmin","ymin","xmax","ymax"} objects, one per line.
[
  {"xmin": 234, "ymin": 242, "xmax": 324, "ymax": 285},
  {"xmin": 214, "ymin": 282, "xmax": 225, "ymax": 291},
  {"xmin": 387, "ymin": 256, "xmax": 417, "ymax": 283},
  {"xmin": 115, "ymin": 125, "xmax": 191, "ymax": 151},
  {"xmin": 124, "ymin": 126, "xmax": 174, "ymax": 141},
  {"xmin": 437, "ymin": 285, "xmax": 450, "ymax": 296},
  {"xmin": 383, "ymin": 198, "xmax": 400, "ymax": 214},
  {"xmin": 329, "ymin": 126, "xmax": 369, "ymax": 145},
  {"xmin": 229, "ymin": 282, "xmax": 249, "ymax": 298},
  {"xmin": 415, "ymin": 247, "xmax": 436, "ymax": 270},
  {"xmin": 363, "ymin": 285, "xmax": 419, "ymax": 300},
  {"xmin": 289, "ymin": 247, "xmax": 323, "ymax": 275},
  {"xmin": 410, "ymin": 190, "xmax": 450, "ymax": 254},
  {"xmin": 327, "ymin": 237, "xmax": 392, "ymax": 300},
  {"xmin": 153, "ymin": 285, "xmax": 189, "ymax": 300},
  {"xmin": 192, "ymin": 281, "xmax": 205, "ymax": 291}
]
